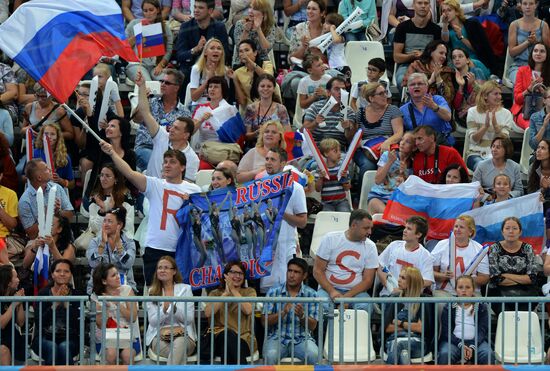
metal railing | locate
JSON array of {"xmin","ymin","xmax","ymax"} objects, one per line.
[{"xmin": 0, "ymin": 295, "xmax": 548, "ymax": 366}]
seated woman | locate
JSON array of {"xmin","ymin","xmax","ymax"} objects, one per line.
[
  {"xmin": 383, "ymin": 267, "xmax": 434, "ymax": 365},
  {"xmin": 402, "ymin": 40, "xmax": 455, "ymax": 104},
  {"xmin": 439, "ymin": 163, "xmax": 470, "ymax": 184},
  {"xmin": 484, "ymin": 174, "xmax": 513, "ymax": 204},
  {"xmin": 0, "ymin": 265, "xmax": 25, "ymax": 366},
  {"xmin": 338, "ymin": 0, "xmax": 377, "ymax": 41},
  {"xmin": 451, "ymin": 48, "xmax": 483, "ymax": 129},
  {"xmin": 237, "ymin": 120, "xmax": 286, "ymax": 183},
  {"xmin": 488, "ymin": 217, "xmax": 540, "ymax": 314},
  {"xmin": 473, "ymin": 136, "xmax": 524, "ymax": 198},
  {"xmin": 0, "ymin": 103, "xmax": 13, "ymax": 146},
  {"xmin": 231, "ymin": 0, "xmax": 276, "ymax": 68},
  {"xmin": 125, "ymin": 0, "xmax": 173, "ymax": 82},
  {"xmin": 204, "ymin": 261, "xmax": 256, "ymax": 364},
  {"xmin": 146, "ymin": 256, "xmax": 196, "ymax": 364},
  {"xmin": 91, "ymin": 263, "xmax": 140, "ymax": 364},
  {"xmin": 189, "ymin": 38, "xmax": 230, "ymax": 105},
  {"xmin": 367, "ymin": 132, "xmax": 415, "ymax": 215},
  {"xmin": 31, "ymin": 259, "xmax": 82, "ymax": 365},
  {"xmin": 529, "ymin": 87, "xmax": 550, "ymax": 150},
  {"xmin": 465, "ymin": 81, "xmax": 514, "ymax": 170},
  {"xmin": 0, "ymin": 62, "xmax": 18, "ymax": 122},
  {"xmin": 528, "ymin": 138, "xmax": 550, "ymax": 204},
  {"xmin": 511, "ymin": 43, "xmax": 550, "ymax": 129},
  {"xmin": 244, "ymin": 74, "xmax": 290, "ymax": 147},
  {"xmin": 440, "ymin": 0, "xmax": 494, "ymax": 79},
  {"xmin": 86, "ymin": 207, "xmax": 136, "ymax": 294},
  {"xmin": 438, "ymin": 275, "xmax": 493, "ymax": 365},
  {"xmin": 288, "ymin": 0, "xmax": 326, "ymax": 64},
  {"xmin": 34, "ymin": 123, "xmax": 75, "ymax": 189},
  {"xmin": 431, "ymin": 215, "xmax": 490, "ymax": 295},
  {"xmin": 0, "ymin": 134, "xmax": 16, "ymax": 192},
  {"xmin": 506, "ymin": 0, "xmax": 550, "ymax": 84}
]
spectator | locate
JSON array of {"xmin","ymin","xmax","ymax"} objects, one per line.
[
  {"xmin": 0, "ymin": 161, "xmax": 17, "ymax": 265},
  {"xmin": 313, "ymin": 209, "xmax": 379, "ymax": 313},
  {"xmin": 237, "ymin": 120, "xmax": 286, "ymax": 183},
  {"xmin": 33, "ymin": 123, "xmax": 75, "ymax": 189},
  {"xmin": 0, "ymin": 134, "xmax": 15, "ymax": 192},
  {"xmin": 134, "ymin": 69, "xmax": 190, "ymax": 171},
  {"xmin": 528, "ymin": 138, "xmax": 550, "ymax": 200},
  {"xmin": 262, "ymin": 257, "xmax": 319, "ymax": 365},
  {"xmin": 506, "ymin": 0, "xmax": 550, "ymax": 84},
  {"xmin": 353, "ymin": 82, "xmax": 404, "ymax": 177},
  {"xmin": 439, "ymin": 163, "xmax": 469, "ymax": 184},
  {"xmin": 412, "ymin": 125, "xmax": 466, "ymax": 184},
  {"xmin": 231, "ymin": 0, "xmax": 276, "ymax": 68},
  {"xmin": 313, "ymin": 138, "xmax": 352, "ymax": 212},
  {"xmin": 125, "ymin": 0, "xmax": 174, "ymax": 82},
  {"xmin": 529, "ymin": 86, "xmax": 550, "ymax": 150},
  {"xmin": 323, "ymin": 14, "xmax": 350, "ymax": 81},
  {"xmin": 122, "ymin": 0, "xmax": 171, "ymax": 21},
  {"xmin": 204, "ymin": 261, "xmax": 257, "ymax": 364},
  {"xmin": 380, "ymin": 0, "xmax": 437, "ymax": 42},
  {"xmin": 303, "ymin": 76, "xmax": 356, "ymax": 150},
  {"xmin": 0, "ymin": 102, "xmax": 12, "ymax": 146},
  {"xmin": 136, "ymin": 71, "xmax": 200, "ymax": 182},
  {"xmin": 175, "ymin": 0, "xmax": 229, "ymax": 96},
  {"xmin": 171, "ymin": 0, "xmax": 224, "ymax": 22},
  {"xmin": 393, "ymin": 0, "xmax": 441, "ymax": 87},
  {"xmin": 86, "ymin": 207, "xmax": 137, "ymax": 294},
  {"xmin": 440, "ymin": 0, "xmax": 494, "ymax": 79},
  {"xmin": 283, "ymin": 0, "xmax": 310, "ymax": 39},
  {"xmin": 189, "ymin": 38, "xmax": 230, "ymax": 105},
  {"xmin": 512, "ymin": 42, "xmax": 550, "ymax": 129},
  {"xmin": 378, "ymin": 216, "xmax": 434, "ymax": 296},
  {"xmin": 451, "ymin": 48, "xmax": 483, "ymax": 129},
  {"xmin": 474, "ymin": 136, "xmax": 524, "ymax": 198},
  {"xmin": 431, "ymin": 215, "xmax": 490, "ymax": 294},
  {"xmin": 231, "ymin": 39, "xmax": 277, "ymax": 108},
  {"xmin": 22, "ymin": 215, "xmax": 76, "ymax": 270},
  {"xmin": 338, "ymin": 0, "xmax": 377, "ymax": 41},
  {"xmin": 0, "ymin": 265, "xmax": 25, "ymax": 366},
  {"xmin": 488, "ymin": 217, "xmax": 540, "ymax": 314},
  {"xmin": 297, "ymin": 54, "xmax": 332, "ymax": 110},
  {"xmin": 227, "ymin": 0, "xmax": 251, "ymax": 31},
  {"xmin": 402, "ymin": 40, "xmax": 455, "ymax": 104},
  {"xmin": 288, "ymin": 0, "xmax": 326, "ymax": 64},
  {"xmin": 31, "ymin": 259, "xmax": 82, "ymax": 365},
  {"xmin": 99, "ymin": 142, "xmax": 200, "ymax": 286},
  {"xmin": 383, "ymin": 267, "xmax": 434, "ymax": 365},
  {"xmin": 367, "ymin": 132, "xmax": 415, "ymax": 215},
  {"xmin": 350, "ymin": 58, "xmax": 391, "ymax": 111},
  {"xmin": 244, "ymin": 74, "xmax": 291, "ymax": 146},
  {"xmin": 438, "ymin": 275, "xmax": 493, "ymax": 364},
  {"xmin": 0, "ymin": 62, "xmax": 18, "ymax": 122},
  {"xmin": 465, "ymin": 81, "xmax": 513, "ymax": 170},
  {"xmin": 209, "ymin": 167, "xmax": 236, "ymax": 191},
  {"xmin": 146, "ymin": 256, "xmax": 196, "ymax": 364},
  {"xmin": 401, "ymin": 73, "xmax": 453, "ymax": 146},
  {"xmin": 19, "ymin": 159, "xmax": 74, "ymax": 240},
  {"xmin": 91, "ymin": 63, "xmax": 124, "ymax": 117},
  {"xmin": 484, "ymin": 174, "xmax": 513, "ymax": 204},
  {"xmin": 91, "ymin": 263, "xmax": 140, "ymax": 364}
]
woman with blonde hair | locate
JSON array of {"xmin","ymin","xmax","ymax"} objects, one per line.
[
  {"xmin": 189, "ymin": 38, "xmax": 229, "ymax": 104},
  {"xmin": 383, "ymin": 267, "xmax": 434, "ymax": 365},
  {"xmin": 465, "ymin": 80, "xmax": 514, "ymax": 170},
  {"xmin": 33, "ymin": 123, "xmax": 74, "ymax": 189}
]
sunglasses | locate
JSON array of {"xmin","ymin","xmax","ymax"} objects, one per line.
[{"xmin": 160, "ymin": 80, "xmax": 178, "ymax": 86}]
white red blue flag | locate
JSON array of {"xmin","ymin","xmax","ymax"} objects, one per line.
[
  {"xmin": 33, "ymin": 245, "xmax": 50, "ymax": 295},
  {"xmin": 133, "ymin": 21, "xmax": 165, "ymax": 59}
]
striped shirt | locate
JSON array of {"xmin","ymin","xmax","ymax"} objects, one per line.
[
  {"xmin": 304, "ymin": 98, "xmax": 356, "ymax": 150},
  {"xmin": 313, "ymin": 160, "xmax": 347, "ymax": 202},
  {"xmin": 356, "ymin": 104, "xmax": 402, "ymax": 140}
]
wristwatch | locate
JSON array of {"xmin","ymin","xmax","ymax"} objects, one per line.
[
  {"xmin": 458, "ymin": 35, "xmax": 464, "ymax": 40},
  {"xmin": 434, "ymin": 105, "xmax": 440, "ymax": 112}
]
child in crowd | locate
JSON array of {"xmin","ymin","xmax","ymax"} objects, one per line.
[
  {"xmin": 92, "ymin": 63, "xmax": 124, "ymax": 118},
  {"xmin": 438, "ymin": 275, "xmax": 493, "ymax": 365},
  {"xmin": 297, "ymin": 54, "xmax": 332, "ymax": 110},
  {"xmin": 314, "ymin": 138, "xmax": 351, "ymax": 212},
  {"xmin": 323, "ymin": 13, "xmax": 351, "ymax": 88},
  {"xmin": 484, "ymin": 174, "xmax": 513, "ymax": 205},
  {"xmin": 350, "ymin": 58, "xmax": 391, "ymax": 111}
]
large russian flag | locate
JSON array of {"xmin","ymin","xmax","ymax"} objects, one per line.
[
  {"xmin": 463, "ymin": 192, "xmax": 544, "ymax": 254},
  {"xmin": 0, "ymin": 0, "xmax": 138, "ymax": 103},
  {"xmin": 383, "ymin": 176, "xmax": 479, "ymax": 240}
]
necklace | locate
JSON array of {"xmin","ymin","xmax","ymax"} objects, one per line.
[{"xmin": 257, "ymin": 100, "xmax": 273, "ymax": 128}]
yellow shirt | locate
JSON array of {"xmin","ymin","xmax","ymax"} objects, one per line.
[
  {"xmin": 234, "ymin": 61, "xmax": 280, "ymax": 107},
  {"xmin": 0, "ymin": 185, "xmax": 17, "ymax": 237}
]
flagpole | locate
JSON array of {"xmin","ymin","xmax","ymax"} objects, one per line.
[{"xmin": 61, "ymin": 103, "xmax": 103, "ymax": 142}]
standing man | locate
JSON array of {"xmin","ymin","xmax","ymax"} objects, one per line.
[{"xmin": 313, "ymin": 209, "xmax": 379, "ymax": 313}]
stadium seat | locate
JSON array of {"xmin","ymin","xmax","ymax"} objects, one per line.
[
  {"xmin": 293, "ymin": 98, "xmax": 304, "ymax": 130},
  {"xmin": 195, "ymin": 169, "xmax": 214, "ymax": 189},
  {"xmin": 358, "ymin": 170, "xmax": 377, "ymax": 211},
  {"xmin": 79, "ymin": 169, "xmax": 92, "ymax": 218},
  {"xmin": 520, "ymin": 126, "xmax": 533, "ymax": 174},
  {"xmin": 502, "ymin": 49, "xmax": 513, "ymax": 89},
  {"xmin": 344, "ymin": 41, "xmax": 387, "ymax": 85},
  {"xmin": 147, "ymin": 347, "xmax": 198, "ymax": 363},
  {"xmin": 183, "ymin": 84, "xmax": 192, "ymax": 109},
  {"xmin": 494, "ymin": 311, "xmax": 545, "ymax": 363},
  {"xmin": 310, "ymin": 211, "xmax": 351, "ymax": 257},
  {"xmin": 323, "ymin": 309, "xmax": 377, "ymax": 362}
]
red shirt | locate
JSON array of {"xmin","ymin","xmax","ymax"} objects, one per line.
[{"xmin": 413, "ymin": 145, "xmax": 467, "ymax": 184}]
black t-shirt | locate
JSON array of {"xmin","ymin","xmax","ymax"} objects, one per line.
[{"xmin": 394, "ymin": 20, "xmax": 442, "ymax": 54}]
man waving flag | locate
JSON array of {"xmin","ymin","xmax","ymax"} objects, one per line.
[{"xmin": 0, "ymin": 0, "xmax": 137, "ymax": 103}]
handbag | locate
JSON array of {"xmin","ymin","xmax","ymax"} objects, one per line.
[
  {"xmin": 523, "ymin": 85, "xmax": 545, "ymax": 120},
  {"xmin": 159, "ymin": 325, "xmax": 185, "ymax": 342},
  {"xmin": 74, "ymin": 229, "xmax": 96, "ymax": 251},
  {"xmin": 5, "ymin": 233, "xmax": 27, "ymax": 259},
  {"xmin": 200, "ymin": 141, "xmax": 242, "ymax": 166},
  {"xmin": 365, "ymin": 21, "xmax": 382, "ymax": 41}
]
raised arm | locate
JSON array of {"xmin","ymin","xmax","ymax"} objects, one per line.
[
  {"xmin": 135, "ymin": 71, "xmax": 160, "ymax": 138},
  {"xmin": 100, "ymin": 141, "xmax": 147, "ymax": 192}
]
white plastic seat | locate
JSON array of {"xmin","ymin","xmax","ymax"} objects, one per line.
[
  {"xmin": 214, "ymin": 350, "xmax": 259, "ymax": 363},
  {"xmin": 462, "ymin": 128, "xmax": 474, "ymax": 175},
  {"xmin": 148, "ymin": 347, "xmax": 198, "ymax": 363},
  {"xmin": 358, "ymin": 170, "xmax": 377, "ymax": 211},
  {"xmin": 520, "ymin": 126, "xmax": 533, "ymax": 174},
  {"xmin": 309, "ymin": 211, "xmax": 350, "ymax": 257},
  {"xmin": 183, "ymin": 83, "xmax": 192, "ymax": 109},
  {"xmin": 344, "ymin": 41, "xmax": 387, "ymax": 85},
  {"xmin": 293, "ymin": 98, "xmax": 304, "ymax": 130},
  {"xmin": 323, "ymin": 309, "xmax": 377, "ymax": 362},
  {"xmin": 502, "ymin": 48, "xmax": 513, "ymax": 88},
  {"xmin": 494, "ymin": 311, "xmax": 545, "ymax": 363},
  {"xmin": 195, "ymin": 169, "xmax": 214, "ymax": 189}
]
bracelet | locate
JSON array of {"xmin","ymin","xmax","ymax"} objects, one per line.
[{"xmin": 31, "ymin": 248, "xmax": 37, "ymax": 254}]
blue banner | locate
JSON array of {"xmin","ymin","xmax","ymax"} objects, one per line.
[{"xmin": 176, "ymin": 172, "xmax": 294, "ymax": 289}]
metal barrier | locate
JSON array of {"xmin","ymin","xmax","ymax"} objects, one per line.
[{"xmin": 0, "ymin": 295, "xmax": 548, "ymax": 366}]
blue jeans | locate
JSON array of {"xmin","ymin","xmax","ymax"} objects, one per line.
[
  {"xmin": 385, "ymin": 337, "xmax": 424, "ymax": 365},
  {"xmin": 353, "ymin": 150, "xmax": 377, "ymax": 187},
  {"xmin": 135, "ymin": 146, "xmax": 152, "ymax": 172},
  {"xmin": 262, "ymin": 338, "xmax": 319, "ymax": 365},
  {"xmin": 317, "ymin": 287, "xmax": 373, "ymax": 315},
  {"xmin": 466, "ymin": 155, "xmax": 483, "ymax": 171},
  {"xmin": 438, "ymin": 341, "xmax": 493, "ymax": 365},
  {"xmin": 323, "ymin": 198, "xmax": 351, "ymax": 212},
  {"xmin": 32, "ymin": 338, "xmax": 77, "ymax": 365},
  {"xmin": 344, "ymin": 30, "xmax": 367, "ymax": 41}
]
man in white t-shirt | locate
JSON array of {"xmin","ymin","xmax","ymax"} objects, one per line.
[
  {"xmin": 135, "ymin": 70, "xmax": 199, "ymax": 182},
  {"xmin": 313, "ymin": 209, "xmax": 379, "ymax": 313},
  {"xmin": 377, "ymin": 216, "xmax": 434, "ymax": 296},
  {"xmin": 100, "ymin": 142, "xmax": 201, "ymax": 285},
  {"xmin": 260, "ymin": 148, "xmax": 308, "ymax": 293}
]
